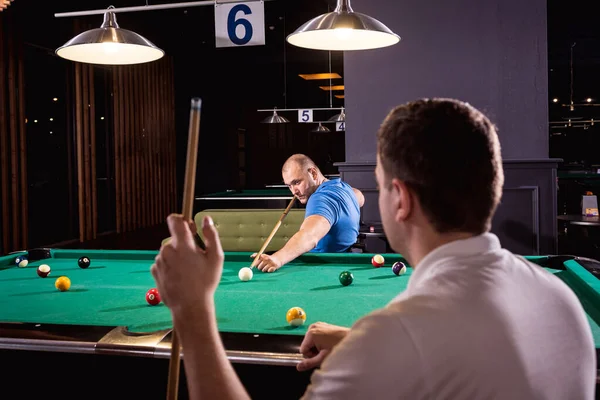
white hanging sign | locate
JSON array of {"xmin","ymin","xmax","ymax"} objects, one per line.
[
  {"xmin": 336, "ymin": 121, "xmax": 345, "ymax": 131},
  {"xmin": 214, "ymin": 1, "xmax": 265, "ymax": 48},
  {"xmin": 298, "ymin": 109, "xmax": 313, "ymax": 123}
]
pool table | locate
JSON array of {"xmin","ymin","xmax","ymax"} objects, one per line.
[
  {"xmin": 195, "ymin": 188, "xmax": 303, "ymax": 210},
  {"xmin": 1, "ymin": 249, "xmax": 599, "ymax": 398}
]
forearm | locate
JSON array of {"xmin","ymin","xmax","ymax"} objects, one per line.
[
  {"xmin": 274, "ymin": 230, "xmax": 318, "ymax": 265},
  {"xmin": 173, "ymin": 303, "xmax": 250, "ymax": 400}
]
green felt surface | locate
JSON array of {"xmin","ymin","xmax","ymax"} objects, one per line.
[
  {"xmin": 1, "ymin": 250, "xmax": 600, "ymax": 347},
  {"xmin": 0, "ymin": 250, "xmax": 410, "ymax": 334},
  {"xmin": 557, "ymin": 260, "xmax": 600, "ymax": 343},
  {"xmin": 201, "ymin": 189, "xmax": 293, "ymax": 197}
]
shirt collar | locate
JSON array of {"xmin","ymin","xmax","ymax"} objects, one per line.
[{"xmin": 407, "ymin": 232, "xmax": 501, "ymax": 289}]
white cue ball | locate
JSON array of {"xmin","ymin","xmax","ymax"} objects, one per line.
[{"xmin": 238, "ymin": 267, "xmax": 253, "ymax": 282}]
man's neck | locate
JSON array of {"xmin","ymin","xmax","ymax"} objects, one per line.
[
  {"xmin": 316, "ymin": 175, "xmax": 328, "ymax": 185},
  {"xmin": 406, "ymin": 230, "xmax": 477, "ymax": 268}
]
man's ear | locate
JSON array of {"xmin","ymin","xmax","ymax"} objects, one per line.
[{"xmin": 393, "ymin": 178, "xmax": 413, "ymax": 223}]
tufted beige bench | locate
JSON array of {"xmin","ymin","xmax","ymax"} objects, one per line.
[{"xmin": 162, "ymin": 208, "xmax": 306, "ymax": 252}]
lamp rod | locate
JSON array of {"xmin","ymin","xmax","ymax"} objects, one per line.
[
  {"xmin": 54, "ymin": 0, "xmax": 273, "ymax": 18},
  {"xmin": 257, "ymin": 107, "xmax": 344, "ymax": 112}
]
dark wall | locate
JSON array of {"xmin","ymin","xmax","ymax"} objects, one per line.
[
  {"xmin": 2, "ymin": 0, "xmax": 347, "ymax": 249},
  {"xmin": 166, "ymin": 0, "xmax": 347, "ymax": 204},
  {"xmin": 338, "ymin": 0, "xmax": 559, "ymax": 255},
  {"xmin": 344, "ymin": 0, "xmax": 549, "ymax": 161}
]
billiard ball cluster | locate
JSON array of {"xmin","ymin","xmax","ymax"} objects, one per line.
[
  {"xmin": 335, "ymin": 255, "xmax": 407, "ymax": 289},
  {"xmin": 13, "ymin": 251, "xmax": 408, "ymax": 327},
  {"xmin": 370, "ymin": 254, "xmax": 407, "ymax": 276},
  {"xmin": 13, "ymin": 254, "xmax": 94, "ymax": 293},
  {"xmin": 15, "ymin": 253, "xmax": 163, "ymax": 307}
]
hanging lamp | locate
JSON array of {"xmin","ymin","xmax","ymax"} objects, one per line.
[
  {"xmin": 328, "ymin": 107, "xmax": 346, "ymax": 122},
  {"xmin": 56, "ymin": 6, "xmax": 164, "ymax": 65},
  {"xmin": 261, "ymin": 108, "xmax": 290, "ymax": 123},
  {"xmin": 311, "ymin": 123, "xmax": 331, "ymax": 132},
  {"xmin": 287, "ymin": 0, "xmax": 400, "ymax": 51}
]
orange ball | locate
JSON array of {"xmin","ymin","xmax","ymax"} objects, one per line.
[
  {"xmin": 55, "ymin": 276, "xmax": 71, "ymax": 292},
  {"xmin": 286, "ymin": 307, "xmax": 306, "ymax": 327}
]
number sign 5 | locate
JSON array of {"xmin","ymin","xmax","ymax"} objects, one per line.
[{"xmin": 298, "ymin": 109, "xmax": 313, "ymax": 123}]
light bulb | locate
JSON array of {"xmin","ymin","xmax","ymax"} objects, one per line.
[
  {"xmin": 334, "ymin": 28, "xmax": 354, "ymax": 40},
  {"xmin": 102, "ymin": 42, "xmax": 121, "ymax": 54}
]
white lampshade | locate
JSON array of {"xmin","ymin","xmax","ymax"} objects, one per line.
[
  {"xmin": 56, "ymin": 7, "xmax": 164, "ymax": 65},
  {"xmin": 287, "ymin": 0, "xmax": 400, "ymax": 51}
]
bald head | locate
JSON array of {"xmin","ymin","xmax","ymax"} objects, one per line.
[
  {"xmin": 282, "ymin": 154, "xmax": 317, "ymax": 174},
  {"xmin": 281, "ymin": 154, "xmax": 325, "ymax": 204}
]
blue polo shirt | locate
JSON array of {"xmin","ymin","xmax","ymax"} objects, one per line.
[{"xmin": 305, "ymin": 179, "xmax": 361, "ymax": 253}]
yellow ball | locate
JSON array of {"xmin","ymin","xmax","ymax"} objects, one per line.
[
  {"xmin": 286, "ymin": 307, "xmax": 306, "ymax": 327},
  {"xmin": 55, "ymin": 276, "xmax": 71, "ymax": 292}
]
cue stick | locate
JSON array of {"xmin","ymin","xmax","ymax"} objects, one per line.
[
  {"xmin": 250, "ymin": 195, "xmax": 297, "ymax": 269},
  {"xmin": 167, "ymin": 97, "xmax": 202, "ymax": 400}
]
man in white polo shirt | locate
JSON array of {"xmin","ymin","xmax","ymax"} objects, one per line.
[{"xmin": 151, "ymin": 98, "xmax": 596, "ymax": 399}]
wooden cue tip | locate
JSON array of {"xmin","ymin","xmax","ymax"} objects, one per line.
[
  {"xmin": 248, "ymin": 195, "xmax": 297, "ymax": 269},
  {"xmin": 190, "ymin": 97, "xmax": 202, "ymax": 109}
]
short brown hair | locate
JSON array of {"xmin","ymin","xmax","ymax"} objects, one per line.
[{"xmin": 377, "ymin": 98, "xmax": 503, "ymax": 234}]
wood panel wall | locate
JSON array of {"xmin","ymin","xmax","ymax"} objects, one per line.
[
  {"xmin": 0, "ymin": 15, "xmax": 177, "ymax": 255},
  {"xmin": 111, "ymin": 58, "xmax": 177, "ymax": 234},
  {"xmin": 0, "ymin": 15, "xmax": 28, "ymax": 254},
  {"xmin": 73, "ymin": 62, "xmax": 98, "ymax": 242}
]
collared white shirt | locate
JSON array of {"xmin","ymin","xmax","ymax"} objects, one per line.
[{"xmin": 302, "ymin": 233, "xmax": 596, "ymax": 399}]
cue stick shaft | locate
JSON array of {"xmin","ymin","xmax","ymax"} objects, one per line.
[
  {"xmin": 250, "ymin": 196, "xmax": 296, "ymax": 268},
  {"xmin": 181, "ymin": 100, "xmax": 202, "ymax": 220},
  {"xmin": 167, "ymin": 97, "xmax": 202, "ymax": 400}
]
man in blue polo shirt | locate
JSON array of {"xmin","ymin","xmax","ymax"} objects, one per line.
[{"xmin": 252, "ymin": 154, "xmax": 364, "ymax": 272}]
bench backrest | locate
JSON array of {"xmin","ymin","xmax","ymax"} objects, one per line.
[{"xmin": 193, "ymin": 208, "xmax": 305, "ymax": 252}]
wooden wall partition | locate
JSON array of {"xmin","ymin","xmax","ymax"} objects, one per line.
[
  {"xmin": 73, "ymin": 62, "xmax": 98, "ymax": 242},
  {"xmin": 74, "ymin": 56, "xmax": 177, "ymax": 238},
  {"xmin": 111, "ymin": 58, "xmax": 177, "ymax": 233},
  {"xmin": 0, "ymin": 15, "xmax": 28, "ymax": 254},
  {"xmin": 0, "ymin": 16, "xmax": 178, "ymax": 254}
]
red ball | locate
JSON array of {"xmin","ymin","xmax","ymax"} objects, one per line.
[
  {"xmin": 37, "ymin": 264, "xmax": 51, "ymax": 278},
  {"xmin": 146, "ymin": 288, "xmax": 161, "ymax": 305},
  {"xmin": 371, "ymin": 254, "xmax": 385, "ymax": 267}
]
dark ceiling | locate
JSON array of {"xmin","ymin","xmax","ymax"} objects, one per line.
[
  {"xmin": 6, "ymin": 0, "xmax": 600, "ymax": 118},
  {"xmin": 5, "ymin": 0, "xmax": 600, "ymax": 173},
  {"xmin": 10, "ymin": 0, "xmax": 345, "ymax": 113}
]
